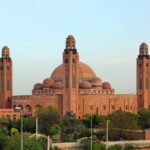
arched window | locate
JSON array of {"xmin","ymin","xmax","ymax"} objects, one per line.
[
  {"xmin": 26, "ymin": 105, "xmax": 32, "ymax": 112},
  {"xmin": 35, "ymin": 105, "xmax": 42, "ymax": 111}
]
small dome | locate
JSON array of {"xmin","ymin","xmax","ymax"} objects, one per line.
[
  {"xmin": 90, "ymin": 77, "xmax": 102, "ymax": 87},
  {"xmin": 2, "ymin": 45, "xmax": 10, "ymax": 57},
  {"xmin": 67, "ymin": 35, "xmax": 75, "ymax": 39},
  {"xmin": 34, "ymin": 83, "xmax": 43, "ymax": 90},
  {"xmin": 102, "ymin": 82, "xmax": 111, "ymax": 89},
  {"xmin": 139, "ymin": 42, "xmax": 148, "ymax": 55},
  {"xmin": 43, "ymin": 78, "xmax": 54, "ymax": 87},
  {"xmin": 53, "ymin": 82, "xmax": 63, "ymax": 89},
  {"xmin": 79, "ymin": 81, "xmax": 92, "ymax": 89}
]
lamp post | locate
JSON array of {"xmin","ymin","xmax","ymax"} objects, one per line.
[
  {"xmin": 47, "ymin": 135, "xmax": 50, "ymax": 150},
  {"xmin": 36, "ymin": 114, "xmax": 38, "ymax": 140},
  {"xmin": 106, "ymin": 120, "xmax": 109, "ymax": 149},
  {"xmin": 89, "ymin": 103, "xmax": 93, "ymax": 150},
  {"xmin": 15, "ymin": 106, "xmax": 23, "ymax": 150}
]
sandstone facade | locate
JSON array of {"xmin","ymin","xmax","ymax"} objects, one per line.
[{"xmin": 0, "ymin": 35, "xmax": 149, "ymax": 118}]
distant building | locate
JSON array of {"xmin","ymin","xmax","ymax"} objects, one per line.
[{"xmin": 0, "ymin": 35, "xmax": 149, "ymax": 118}]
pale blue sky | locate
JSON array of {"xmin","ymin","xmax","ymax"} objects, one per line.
[{"xmin": 0, "ymin": 0, "xmax": 150, "ymax": 95}]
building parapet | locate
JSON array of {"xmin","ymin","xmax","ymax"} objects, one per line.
[
  {"xmin": 79, "ymin": 89, "xmax": 114, "ymax": 95},
  {"xmin": 12, "ymin": 95, "xmax": 32, "ymax": 100},
  {"xmin": 32, "ymin": 89, "xmax": 63, "ymax": 96}
]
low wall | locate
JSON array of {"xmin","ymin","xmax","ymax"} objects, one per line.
[
  {"xmin": 52, "ymin": 140, "xmax": 150, "ymax": 150},
  {"xmin": 104, "ymin": 140, "xmax": 150, "ymax": 148},
  {"xmin": 52, "ymin": 142, "xmax": 82, "ymax": 150}
]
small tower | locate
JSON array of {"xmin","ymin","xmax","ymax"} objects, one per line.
[
  {"xmin": 0, "ymin": 46, "xmax": 12, "ymax": 108},
  {"xmin": 63, "ymin": 35, "xmax": 79, "ymax": 116},
  {"xmin": 137, "ymin": 42, "xmax": 150, "ymax": 110}
]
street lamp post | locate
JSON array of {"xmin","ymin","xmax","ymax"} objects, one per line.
[
  {"xmin": 89, "ymin": 103, "xmax": 93, "ymax": 150},
  {"xmin": 47, "ymin": 135, "xmax": 50, "ymax": 150},
  {"xmin": 106, "ymin": 120, "xmax": 109, "ymax": 149},
  {"xmin": 15, "ymin": 107, "xmax": 23, "ymax": 150},
  {"xmin": 36, "ymin": 115, "xmax": 38, "ymax": 140}
]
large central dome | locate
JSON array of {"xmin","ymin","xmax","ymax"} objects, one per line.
[
  {"xmin": 51, "ymin": 62, "xmax": 96, "ymax": 81},
  {"xmin": 33, "ymin": 35, "xmax": 112, "ymax": 90}
]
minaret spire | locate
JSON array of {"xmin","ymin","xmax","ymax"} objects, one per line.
[{"xmin": 63, "ymin": 35, "xmax": 79, "ymax": 117}]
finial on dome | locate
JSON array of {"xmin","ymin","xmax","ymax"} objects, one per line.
[
  {"xmin": 66, "ymin": 35, "xmax": 76, "ymax": 49},
  {"xmin": 2, "ymin": 45, "xmax": 10, "ymax": 58},
  {"xmin": 139, "ymin": 42, "xmax": 148, "ymax": 55}
]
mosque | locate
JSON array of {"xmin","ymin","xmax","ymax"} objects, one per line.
[{"xmin": 0, "ymin": 35, "xmax": 149, "ymax": 119}]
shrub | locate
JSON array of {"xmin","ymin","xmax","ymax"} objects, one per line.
[
  {"xmin": 95, "ymin": 130, "xmax": 105, "ymax": 140},
  {"xmin": 108, "ymin": 144, "xmax": 123, "ymax": 150},
  {"xmin": 80, "ymin": 139, "xmax": 90, "ymax": 150},
  {"xmin": 50, "ymin": 124, "xmax": 61, "ymax": 135},
  {"xmin": 80, "ymin": 129, "xmax": 91, "ymax": 138},
  {"xmin": 93, "ymin": 141, "xmax": 106, "ymax": 150},
  {"xmin": 52, "ymin": 134, "xmax": 61, "ymax": 141},
  {"xmin": 124, "ymin": 144, "xmax": 135, "ymax": 150},
  {"xmin": 80, "ymin": 139, "xmax": 106, "ymax": 150},
  {"xmin": 65, "ymin": 133, "xmax": 75, "ymax": 142},
  {"xmin": 10, "ymin": 128, "xmax": 19, "ymax": 136}
]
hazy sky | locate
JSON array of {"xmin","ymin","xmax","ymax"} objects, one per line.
[{"xmin": 0, "ymin": 0, "xmax": 150, "ymax": 95}]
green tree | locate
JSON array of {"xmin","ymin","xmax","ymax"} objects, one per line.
[
  {"xmin": 61, "ymin": 112, "xmax": 86, "ymax": 140},
  {"xmin": 82, "ymin": 114, "xmax": 106, "ymax": 128},
  {"xmin": 138, "ymin": 108, "xmax": 150, "ymax": 129},
  {"xmin": 50, "ymin": 124, "xmax": 61, "ymax": 135},
  {"xmin": 108, "ymin": 110, "xmax": 139, "ymax": 130},
  {"xmin": 37, "ymin": 106, "xmax": 61, "ymax": 135},
  {"xmin": 24, "ymin": 138, "xmax": 44, "ymax": 150},
  {"xmin": 4, "ymin": 134, "xmax": 20, "ymax": 150},
  {"xmin": 50, "ymin": 124, "xmax": 61, "ymax": 141}
]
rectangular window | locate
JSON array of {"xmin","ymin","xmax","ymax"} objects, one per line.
[
  {"xmin": 72, "ymin": 75, "xmax": 76, "ymax": 88},
  {"xmin": 103, "ymin": 105, "xmax": 106, "ymax": 110},
  {"xmin": 65, "ymin": 67, "xmax": 69, "ymax": 88},
  {"xmin": 139, "ymin": 78, "xmax": 142, "ymax": 89},
  {"xmin": 112, "ymin": 105, "xmax": 114, "ymax": 110},
  {"xmin": 7, "ymin": 80, "xmax": 10, "ymax": 91},
  {"xmin": 72, "ymin": 65, "xmax": 76, "ymax": 88},
  {"xmin": 146, "ymin": 78, "xmax": 149, "ymax": 89}
]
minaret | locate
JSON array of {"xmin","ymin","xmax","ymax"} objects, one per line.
[
  {"xmin": 137, "ymin": 42, "xmax": 150, "ymax": 110},
  {"xmin": 63, "ymin": 35, "xmax": 79, "ymax": 116},
  {"xmin": 0, "ymin": 46, "xmax": 12, "ymax": 108}
]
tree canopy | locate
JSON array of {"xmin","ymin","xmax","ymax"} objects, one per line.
[{"xmin": 37, "ymin": 106, "xmax": 61, "ymax": 135}]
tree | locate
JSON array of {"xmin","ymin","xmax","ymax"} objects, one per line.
[
  {"xmin": 4, "ymin": 134, "xmax": 20, "ymax": 150},
  {"xmin": 24, "ymin": 138, "xmax": 44, "ymax": 150},
  {"xmin": 138, "ymin": 108, "xmax": 150, "ymax": 129},
  {"xmin": 37, "ymin": 106, "xmax": 61, "ymax": 135},
  {"xmin": 50, "ymin": 124, "xmax": 61, "ymax": 135},
  {"xmin": 50, "ymin": 124, "xmax": 61, "ymax": 141},
  {"xmin": 61, "ymin": 112, "xmax": 86, "ymax": 140},
  {"xmin": 108, "ymin": 110, "xmax": 139, "ymax": 130},
  {"xmin": 23, "ymin": 116, "xmax": 36, "ymax": 133},
  {"xmin": 82, "ymin": 114, "xmax": 106, "ymax": 128}
]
